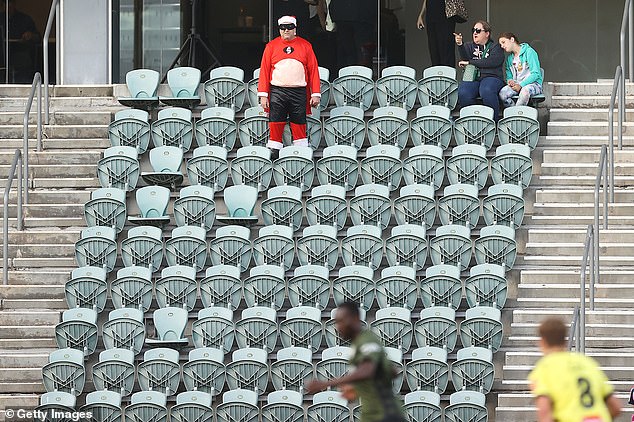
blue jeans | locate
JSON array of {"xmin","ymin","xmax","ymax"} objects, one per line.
[{"xmin": 458, "ymin": 77, "xmax": 505, "ymax": 120}]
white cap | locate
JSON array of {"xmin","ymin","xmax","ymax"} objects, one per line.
[{"xmin": 278, "ymin": 15, "xmax": 297, "ymax": 26}]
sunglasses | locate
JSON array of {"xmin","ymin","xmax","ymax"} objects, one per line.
[
  {"xmin": 472, "ymin": 27, "xmax": 486, "ymax": 34},
  {"xmin": 279, "ymin": 24, "xmax": 296, "ymax": 31}
]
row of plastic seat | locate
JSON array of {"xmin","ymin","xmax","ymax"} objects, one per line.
[
  {"xmin": 97, "ymin": 142, "xmax": 532, "ymax": 198},
  {"xmin": 108, "ymin": 103, "xmax": 539, "ymax": 154},
  {"xmin": 66, "ymin": 260, "xmax": 507, "ymax": 316},
  {"xmin": 45, "ymin": 339, "xmax": 495, "ymax": 401},
  {"xmin": 75, "ymin": 221, "xmax": 516, "ymax": 275},
  {"xmin": 37, "ymin": 388, "xmax": 488, "ymax": 422}
]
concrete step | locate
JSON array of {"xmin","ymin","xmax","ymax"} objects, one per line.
[
  {"xmin": 0, "ymin": 138, "xmax": 109, "ymax": 151},
  {"xmin": 0, "ymin": 150, "xmax": 103, "ymax": 165},
  {"xmin": 547, "ymin": 121, "xmax": 634, "ymax": 136},
  {"xmin": 549, "ymin": 95, "xmax": 634, "ymax": 108},
  {"xmin": 528, "ymin": 228, "xmax": 634, "ymax": 243},
  {"xmin": 503, "ymin": 364, "xmax": 634, "ymax": 381},
  {"xmin": 549, "ymin": 82, "xmax": 634, "ymax": 96},
  {"xmin": 505, "ymin": 350, "xmax": 634, "ymax": 367},
  {"xmin": 539, "ymin": 135, "xmax": 634, "ymax": 147},
  {"xmin": 0, "ymin": 393, "xmax": 40, "ymax": 413},
  {"xmin": 6, "ymin": 190, "xmax": 91, "ymax": 204},
  {"xmin": 526, "ymin": 214, "xmax": 634, "ymax": 227},
  {"xmin": 6, "ymin": 270, "xmax": 71, "ymax": 285},
  {"xmin": 0, "ymin": 325, "xmax": 55, "ymax": 340},
  {"xmin": 0, "ymin": 368, "xmax": 43, "ymax": 384},
  {"xmin": 0, "ymin": 349, "xmax": 53, "ymax": 367},
  {"xmin": 549, "ymin": 108, "xmax": 634, "ymax": 122},
  {"xmin": 496, "ymin": 399, "xmax": 634, "ymax": 422},
  {"xmin": 0, "ymin": 285, "xmax": 64, "ymax": 300},
  {"xmin": 521, "ymin": 269, "xmax": 634, "ymax": 284},
  {"xmin": 0, "ymin": 125, "xmax": 108, "ymax": 140},
  {"xmin": 11, "ymin": 258, "xmax": 78, "ymax": 268},
  {"xmin": 0, "ymin": 110, "xmax": 112, "ymax": 125},
  {"xmin": 0, "ymin": 381, "xmax": 45, "ymax": 394},
  {"xmin": 0, "ymin": 298, "xmax": 67, "ymax": 310},
  {"xmin": 0, "ymin": 244, "xmax": 76, "ymax": 259},
  {"xmin": 535, "ymin": 188, "xmax": 634, "ymax": 203},
  {"xmin": 0, "ymin": 84, "xmax": 114, "ymax": 98},
  {"xmin": 1, "ymin": 230, "xmax": 80, "ymax": 244},
  {"xmin": 4, "ymin": 216, "xmax": 86, "ymax": 228},
  {"xmin": 536, "ymin": 175, "xmax": 634, "ymax": 187},
  {"xmin": 540, "ymin": 163, "xmax": 634, "ymax": 177},
  {"xmin": 0, "ymin": 96, "xmax": 119, "ymax": 110},
  {"xmin": 542, "ymin": 149, "xmax": 634, "ymax": 164},
  {"xmin": 517, "ymin": 283, "xmax": 634, "ymax": 299},
  {"xmin": 525, "ymin": 241, "xmax": 634, "ymax": 257},
  {"xmin": 0, "ymin": 311, "xmax": 60, "ymax": 326},
  {"xmin": 0, "ymin": 204, "xmax": 85, "ymax": 219},
  {"xmin": 31, "ymin": 177, "xmax": 100, "ymax": 189},
  {"xmin": 512, "ymin": 309, "xmax": 634, "ymax": 325},
  {"xmin": 532, "ymin": 202, "xmax": 634, "ymax": 216},
  {"xmin": 521, "ymin": 253, "xmax": 634, "ymax": 267},
  {"xmin": 516, "ymin": 296, "xmax": 634, "ymax": 308},
  {"xmin": 0, "ymin": 164, "xmax": 96, "ymax": 179}
]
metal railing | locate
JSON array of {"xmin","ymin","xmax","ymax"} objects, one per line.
[
  {"xmin": 568, "ymin": 305, "xmax": 581, "ymax": 351},
  {"xmin": 608, "ymin": 66, "xmax": 623, "ymax": 204},
  {"xmin": 3, "ymin": 150, "xmax": 24, "ymax": 285},
  {"xmin": 577, "ymin": 224, "xmax": 595, "ymax": 354},
  {"xmin": 621, "ymin": 0, "xmax": 634, "ymax": 85},
  {"xmin": 23, "ymin": 72, "xmax": 43, "ymax": 205},
  {"xmin": 43, "ymin": 0, "xmax": 59, "ymax": 125}
]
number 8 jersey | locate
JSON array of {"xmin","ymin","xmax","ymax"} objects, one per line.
[{"xmin": 529, "ymin": 351, "xmax": 614, "ymax": 422}]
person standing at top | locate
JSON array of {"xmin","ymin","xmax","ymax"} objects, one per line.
[
  {"xmin": 417, "ymin": 0, "xmax": 456, "ymax": 67},
  {"xmin": 455, "ymin": 20, "xmax": 505, "ymax": 120},
  {"xmin": 305, "ymin": 302, "xmax": 407, "ymax": 422},
  {"xmin": 498, "ymin": 32, "xmax": 543, "ymax": 107},
  {"xmin": 529, "ymin": 318, "xmax": 621, "ymax": 422},
  {"xmin": 257, "ymin": 15, "xmax": 321, "ymax": 158}
]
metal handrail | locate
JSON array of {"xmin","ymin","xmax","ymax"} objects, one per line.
[
  {"xmin": 43, "ymin": 0, "xmax": 59, "ymax": 125},
  {"xmin": 621, "ymin": 0, "xmax": 633, "ymax": 85},
  {"xmin": 3, "ymin": 149, "xmax": 24, "ymax": 285},
  {"xmin": 608, "ymin": 66, "xmax": 622, "ymax": 205},
  {"xmin": 593, "ymin": 145, "xmax": 609, "ymax": 299},
  {"xmin": 568, "ymin": 305, "xmax": 580, "ymax": 351},
  {"xmin": 23, "ymin": 72, "xmax": 43, "ymax": 205},
  {"xmin": 578, "ymin": 224, "xmax": 594, "ymax": 354}
]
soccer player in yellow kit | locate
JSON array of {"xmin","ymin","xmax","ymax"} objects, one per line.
[{"xmin": 529, "ymin": 318, "xmax": 621, "ymax": 422}]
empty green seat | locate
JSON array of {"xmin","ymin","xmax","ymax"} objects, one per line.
[
  {"xmin": 98, "ymin": 146, "xmax": 140, "ymax": 191},
  {"xmin": 243, "ymin": 264, "xmax": 286, "ymax": 310},
  {"xmin": 446, "ymin": 144, "xmax": 488, "ymax": 190},
  {"xmin": 418, "ymin": 66, "xmax": 458, "ymax": 109},
  {"xmin": 307, "ymin": 391, "xmax": 350, "ymax": 422},
  {"xmin": 182, "ymin": 347, "xmax": 225, "ymax": 396},
  {"xmin": 118, "ymin": 69, "xmax": 160, "ymax": 110},
  {"xmin": 341, "ymin": 224, "xmax": 384, "ymax": 270},
  {"xmin": 402, "ymin": 144, "xmax": 444, "ymax": 190},
  {"xmin": 234, "ymin": 306, "xmax": 278, "ymax": 352},
  {"xmin": 279, "ymin": 306, "xmax": 323, "ymax": 352},
  {"xmin": 42, "ymin": 347, "xmax": 85, "ymax": 396},
  {"xmin": 55, "ymin": 308, "xmax": 98, "ymax": 356},
  {"xmin": 375, "ymin": 65, "xmax": 418, "ymax": 110},
  {"xmin": 160, "ymin": 66, "xmax": 201, "ymax": 108},
  {"xmin": 137, "ymin": 348, "xmax": 181, "ymax": 395},
  {"xmin": 108, "ymin": 109, "xmax": 151, "ymax": 154},
  {"xmin": 429, "ymin": 224, "xmax": 472, "ymax": 271},
  {"xmin": 273, "ymin": 145, "xmax": 315, "ymax": 191},
  {"xmin": 199, "ymin": 265, "xmax": 242, "ymax": 310},
  {"xmin": 414, "ymin": 306, "xmax": 458, "ymax": 352},
  {"xmin": 324, "ymin": 308, "xmax": 368, "ymax": 348},
  {"xmin": 225, "ymin": 347, "xmax": 269, "ymax": 394},
  {"xmin": 450, "ymin": 347, "xmax": 494, "ymax": 394},
  {"xmin": 102, "ymin": 308, "xmax": 145, "ymax": 355},
  {"xmin": 36, "ymin": 392, "xmax": 77, "ymax": 419},
  {"xmin": 420, "ymin": 264, "xmax": 462, "ymax": 309},
  {"xmin": 270, "ymin": 347, "xmax": 314, "ymax": 392},
  {"xmin": 438, "ymin": 183, "xmax": 480, "ymax": 228},
  {"xmin": 84, "ymin": 187, "xmax": 127, "ymax": 233},
  {"xmin": 154, "ymin": 265, "xmax": 197, "ymax": 310},
  {"xmin": 191, "ymin": 307, "xmax": 234, "ymax": 353},
  {"xmin": 367, "ymin": 106, "xmax": 410, "ymax": 149},
  {"xmin": 385, "ymin": 346, "xmax": 405, "ymax": 394},
  {"xmin": 318, "ymin": 66, "xmax": 331, "ymax": 110},
  {"xmin": 453, "ymin": 105, "xmax": 496, "ymax": 150},
  {"xmin": 124, "ymin": 390, "xmax": 168, "ymax": 422},
  {"xmin": 173, "ymin": 185, "xmax": 216, "ymax": 231},
  {"xmin": 216, "ymin": 185, "xmax": 259, "ymax": 226},
  {"xmin": 195, "ymin": 107, "xmax": 237, "ymax": 150},
  {"xmin": 140, "ymin": 145, "xmax": 184, "ymax": 189},
  {"xmin": 349, "ymin": 183, "xmax": 392, "ymax": 229},
  {"xmin": 151, "ymin": 107, "xmax": 194, "ymax": 151},
  {"xmin": 216, "ymin": 389, "xmax": 259, "ymax": 422},
  {"xmin": 405, "ymin": 347, "xmax": 449, "ymax": 394},
  {"xmin": 464, "ymin": 263, "xmax": 507, "ymax": 309},
  {"xmin": 164, "ymin": 226, "xmax": 208, "ymax": 271},
  {"xmin": 262, "ymin": 390, "xmax": 305, "ymax": 422},
  {"xmin": 120, "ymin": 226, "xmax": 164, "ymax": 272},
  {"xmin": 459, "ymin": 306, "xmax": 503, "ymax": 352},
  {"xmin": 80, "ymin": 390, "xmax": 123, "ymax": 422},
  {"xmin": 238, "ymin": 106, "xmax": 270, "ymax": 147},
  {"xmin": 186, "ymin": 145, "xmax": 229, "ymax": 192},
  {"xmin": 252, "ymin": 225, "xmax": 295, "ymax": 270},
  {"xmin": 64, "ymin": 266, "xmax": 107, "ymax": 313},
  {"xmin": 110, "ymin": 266, "xmax": 153, "ymax": 312},
  {"xmin": 246, "ymin": 68, "xmax": 260, "ymax": 107},
  {"xmin": 230, "ymin": 145, "xmax": 273, "ymax": 191},
  {"xmin": 316, "ymin": 144, "xmax": 359, "ymax": 191},
  {"xmin": 296, "ymin": 224, "xmax": 339, "ymax": 270},
  {"xmin": 74, "ymin": 226, "xmax": 117, "ymax": 272},
  {"xmin": 375, "ymin": 265, "xmax": 418, "ymax": 309},
  {"xmin": 497, "ymin": 105, "xmax": 540, "ymax": 149},
  {"xmin": 208, "ymin": 225, "xmax": 252, "ymax": 271},
  {"xmin": 370, "ymin": 306, "xmax": 413, "ymax": 352},
  {"xmin": 305, "ymin": 184, "xmax": 348, "ymax": 230},
  {"xmin": 482, "ymin": 183, "xmax": 525, "ymax": 228},
  {"xmin": 474, "ymin": 224, "xmax": 517, "ymax": 270},
  {"xmin": 410, "ymin": 105, "xmax": 452, "ymax": 149},
  {"xmin": 169, "ymin": 391, "xmax": 213, "ymax": 422},
  {"xmin": 491, "ymin": 143, "xmax": 533, "ymax": 188},
  {"xmin": 360, "ymin": 144, "xmax": 402, "ymax": 191},
  {"xmin": 261, "ymin": 185, "xmax": 303, "ymax": 231},
  {"xmin": 92, "ymin": 348, "xmax": 135, "ymax": 396},
  {"xmin": 332, "ymin": 265, "xmax": 375, "ymax": 310},
  {"xmin": 128, "ymin": 186, "xmax": 171, "ymax": 227},
  {"xmin": 332, "ymin": 65, "xmax": 375, "ymax": 110},
  {"xmin": 393, "ymin": 184, "xmax": 437, "ymax": 228},
  {"xmin": 288, "ymin": 264, "xmax": 331, "ymax": 309},
  {"xmin": 443, "ymin": 390, "xmax": 488, "ymax": 422},
  {"xmin": 384, "ymin": 224, "xmax": 428, "ymax": 270},
  {"xmin": 323, "ymin": 106, "xmax": 366, "ymax": 149},
  {"xmin": 403, "ymin": 390, "xmax": 442, "ymax": 422},
  {"xmin": 204, "ymin": 66, "xmax": 246, "ymax": 111}
]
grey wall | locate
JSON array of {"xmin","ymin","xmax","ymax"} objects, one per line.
[{"xmin": 60, "ymin": 0, "xmax": 111, "ymax": 84}]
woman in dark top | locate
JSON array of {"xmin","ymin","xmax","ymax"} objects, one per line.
[{"xmin": 417, "ymin": 0, "xmax": 455, "ymax": 67}]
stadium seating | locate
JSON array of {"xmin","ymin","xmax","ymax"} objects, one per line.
[
  {"xmin": 332, "ymin": 266, "xmax": 375, "ymax": 311},
  {"xmin": 170, "ymin": 391, "xmax": 213, "ymax": 422},
  {"xmin": 80, "ymin": 390, "xmax": 123, "ymax": 422},
  {"xmin": 306, "ymin": 391, "xmax": 350, "ymax": 422},
  {"xmin": 305, "ymin": 184, "xmax": 348, "ymax": 230},
  {"xmin": 182, "ymin": 347, "xmax": 225, "ymax": 396},
  {"xmin": 154, "ymin": 265, "xmax": 198, "ymax": 310},
  {"xmin": 316, "ymin": 145, "xmax": 359, "ymax": 191},
  {"xmin": 230, "ymin": 145, "xmax": 273, "ymax": 191},
  {"xmin": 234, "ymin": 306, "xmax": 278, "ymax": 352},
  {"xmin": 118, "ymin": 69, "xmax": 160, "ymax": 109},
  {"xmin": 55, "ymin": 308, "xmax": 99, "ymax": 356},
  {"xmin": 42, "ymin": 347, "xmax": 85, "ymax": 395},
  {"xmin": 225, "ymin": 347, "xmax": 269, "ymax": 394},
  {"xmin": 64, "ymin": 266, "xmax": 108, "ymax": 313},
  {"xmin": 194, "ymin": 107, "xmax": 237, "ymax": 150},
  {"xmin": 246, "ymin": 68, "xmax": 260, "ymax": 107},
  {"xmin": 279, "ymin": 306, "xmax": 323, "ymax": 352},
  {"xmin": 296, "ymin": 225, "xmax": 339, "ymax": 269},
  {"xmin": 160, "ymin": 66, "xmax": 201, "ymax": 108},
  {"xmin": 83, "ymin": 187, "xmax": 127, "ymax": 233},
  {"xmin": 360, "ymin": 144, "xmax": 403, "ymax": 190},
  {"xmin": 375, "ymin": 265, "xmax": 418, "ymax": 309},
  {"xmin": 216, "ymin": 389, "xmax": 259, "ymax": 422},
  {"xmin": 262, "ymin": 390, "xmax": 305, "ymax": 422},
  {"xmin": 110, "ymin": 266, "xmax": 153, "ymax": 311},
  {"xmin": 124, "ymin": 390, "xmax": 168, "ymax": 422},
  {"xmin": 367, "ymin": 106, "xmax": 409, "ymax": 149},
  {"xmin": 450, "ymin": 346, "xmax": 495, "ymax": 394},
  {"xmin": 402, "ymin": 144, "xmax": 444, "ymax": 190},
  {"xmin": 418, "ymin": 65, "xmax": 458, "ymax": 109},
  {"xmin": 403, "ymin": 390, "xmax": 442, "ymax": 422},
  {"xmin": 323, "ymin": 106, "xmax": 366, "ymax": 149},
  {"xmin": 273, "ymin": 145, "xmax": 315, "ymax": 190},
  {"xmin": 405, "ymin": 346, "xmax": 450, "ymax": 394},
  {"xmin": 341, "ymin": 224, "xmax": 384, "ymax": 269},
  {"xmin": 444, "ymin": 390, "xmax": 488, "ymax": 422},
  {"xmin": 150, "ymin": 107, "xmax": 194, "ymax": 151},
  {"xmin": 270, "ymin": 347, "xmax": 313, "ymax": 392},
  {"xmin": 414, "ymin": 306, "xmax": 458, "ymax": 351},
  {"xmin": 108, "ymin": 109, "xmax": 151, "ymax": 154},
  {"xmin": 173, "ymin": 184, "xmax": 216, "ymax": 231},
  {"xmin": 91, "ymin": 348, "xmax": 135, "ymax": 396},
  {"xmin": 370, "ymin": 306, "xmax": 414, "ymax": 352},
  {"xmin": 287, "ymin": 265, "xmax": 331, "ymax": 309},
  {"xmin": 199, "ymin": 265, "xmax": 242, "ymax": 310},
  {"xmin": 74, "ymin": 226, "xmax": 117, "ymax": 273},
  {"xmin": 331, "ymin": 65, "xmax": 375, "ymax": 110},
  {"xmin": 191, "ymin": 307, "xmax": 234, "ymax": 352},
  {"xmin": 208, "ymin": 225, "xmax": 252, "ymax": 271},
  {"xmin": 497, "ymin": 104, "xmax": 540, "ymax": 149},
  {"xmin": 203, "ymin": 66, "xmax": 246, "ymax": 111},
  {"xmin": 438, "ymin": 183, "xmax": 480, "ymax": 228},
  {"xmin": 164, "ymin": 226, "xmax": 208, "ymax": 271},
  {"xmin": 252, "ymin": 226, "xmax": 295, "ymax": 269},
  {"xmin": 136, "ymin": 347, "xmax": 181, "ymax": 395},
  {"xmin": 384, "ymin": 224, "xmax": 428, "ymax": 270},
  {"xmin": 482, "ymin": 183, "xmax": 525, "ymax": 228},
  {"xmin": 261, "ymin": 185, "xmax": 304, "ymax": 231},
  {"xmin": 453, "ymin": 105, "xmax": 496, "ymax": 150},
  {"xmin": 349, "ymin": 183, "xmax": 392, "ymax": 229},
  {"xmin": 393, "ymin": 183, "xmax": 437, "ymax": 228},
  {"xmin": 216, "ymin": 185, "xmax": 259, "ymax": 226},
  {"xmin": 140, "ymin": 145, "xmax": 184, "ymax": 189},
  {"xmin": 238, "ymin": 106, "xmax": 270, "ymax": 147},
  {"xmin": 490, "ymin": 143, "xmax": 533, "ymax": 188},
  {"xmin": 420, "ymin": 265, "xmax": 462, "ymax": 309},
  {"xmin": 375, "ymin": 65, "xmax": 418, "ymax": 110},
  {"xmin": 186, "ymin": 145, "xmax": 230, "ymax": 192},
  {"xmin": 101, "ymin": 308, "xmax": 145, "ymax": 355},
  {"xmin": 410, "ymin": 105, "xmax": 452, "ymax": 149},
  {"xmin": 243, "ymin": 264, "xmax": 286, "ymax": 309},
  {"xmin": 120, "ymin": 226, "xmax": 164, "ymax": 272},
  {"xmin": 97, "ymin": 146, "xmax": 140, "ymax": 191},
  {"xmin": 127, "ymin": 186, "xmax": 171, "ymax": 227}
]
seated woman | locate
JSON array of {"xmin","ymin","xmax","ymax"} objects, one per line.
[
  {"xmin": 455, "ymin": 20, "xmax": 505, "ymax": 121},
  {"xmin": 498, "ymin": 32, "xmax": 543, "ymax": 107}
]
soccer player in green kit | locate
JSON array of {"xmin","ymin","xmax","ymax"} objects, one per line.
[{"xmin": 305, "ymin": 302, "xmax": 406, "ymax": 422}]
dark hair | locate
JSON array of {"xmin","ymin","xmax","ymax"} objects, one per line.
[
  {"xmin": 499, "ymin": 32, "xmax": 519, "ymax": 43},
  {"xmin": 539, "ymin": 318, "xmax": 568, "ymax": 347},
  {"xmin": 337, "ymin": 301, "xmax": 360, "ymax": 319},
  {"xmin": 475, "ymin": 20, "xmax": 492, "ymax": 36}
]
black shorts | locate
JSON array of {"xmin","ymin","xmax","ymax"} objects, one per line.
[{"xmin": 269, "ymin": 85, "xmax": 307, "ymax": 124}]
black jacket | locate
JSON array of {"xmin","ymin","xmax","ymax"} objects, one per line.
[{"xmin": 458, "ymin": 41, "xmax": 504, "ymax": 81}]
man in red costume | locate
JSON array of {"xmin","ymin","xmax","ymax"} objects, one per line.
[{"xmin": 258, "ymin": 15, "xmax": 321, "ymax": 157}]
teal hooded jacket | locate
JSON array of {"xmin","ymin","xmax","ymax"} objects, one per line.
[{"xmin": 504, "ymin": 42, "xmax": 543, "ymax": 87}]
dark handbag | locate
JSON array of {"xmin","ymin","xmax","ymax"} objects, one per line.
[{"xmin": 445, "ymin": 0, "xmax": 468, "ymax": 23}]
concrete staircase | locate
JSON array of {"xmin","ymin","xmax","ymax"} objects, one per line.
[
  {"xmin": 496, "ymin": 81, "xmax": 634, "ymax": 421},
  {"xmin": 0, "ymin": 85, "xmax": 119, "ymax": 415}
]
